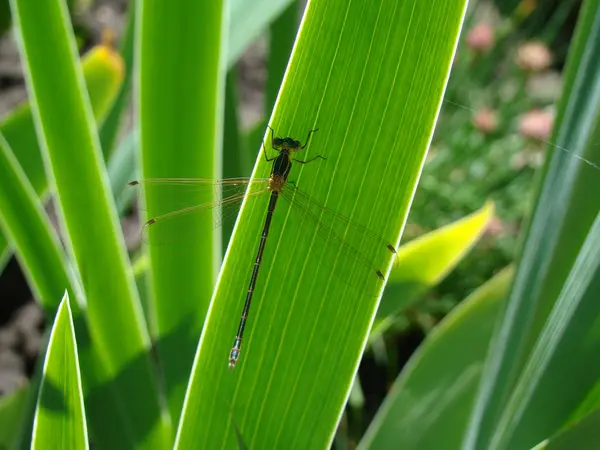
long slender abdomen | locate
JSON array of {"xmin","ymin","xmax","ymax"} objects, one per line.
[{"xmin": 229, "ymin": 192, "xmax": 279, "ymax": 369}]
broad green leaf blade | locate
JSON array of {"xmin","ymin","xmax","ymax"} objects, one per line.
[
  {"xmin": 176, "ymin": 0, "xmax": 467, "ymax": 448},
  {"xmin": 9, "ymin": 0, "xmax": 170, "ymax": 446},
  {"xmin": 464, "ymin": 2, "xmax": 600, "ymax": 448},
  {"xmin": 138, "ymin": 0, "xmax": 226, "ymax": 423},
  {"xmin": 0, "ymin": 43, "xmax": 124, "ymax": 272},
  {"xmin": 359, "ymin": 267, "xmax": 513, "ymax": 450},
  {"xmin": 373, "ymin": 201, "xmax": 494, "ymax": 336},
  {"xmin": 0, "ymin": 132, "xmax": 78, "ymax": 315},
  {"xmin": 492, "ymin": 214, "xmax": 600, "ymax": 449},
  {"xmin": 32, "ymin": 294, "xmax": 88, "ymax": 450}
]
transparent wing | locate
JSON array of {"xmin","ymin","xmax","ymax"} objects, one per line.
[
  {"xmin": 129, "ymin": 178, "xmax": 270, "ymax": 245},
  {"xmin": 280, "ymin": 185, "xmax": 397, "ymax": 296}
]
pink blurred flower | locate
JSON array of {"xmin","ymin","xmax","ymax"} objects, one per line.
[
  {"xmin": 519, "ymin": 109, "xmax": 554, "ymax": 140},
  {"xmin": 516, "ymin": 42, "xmax": 553, "ymax": 72},
  {"xmin": 466, "ymin": 23, "xmax": 495, "ymax": 53},
  {"xmin": 485, "ymin": 216, "xmax": 506, "ymax": 237},
  {"xmin": 473, "ymin": 108, "xmax": 498, "ymax": 134},
  {"xmin": 510, "ymin": 152, "xmax": 528, "ymax": 170}
]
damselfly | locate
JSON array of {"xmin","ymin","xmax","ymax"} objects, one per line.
[{"xmin": 130, "ymin": 127, "xmax": 398, "ymax": 369}]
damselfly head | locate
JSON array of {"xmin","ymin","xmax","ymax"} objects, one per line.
[{"xmin": 273, "ymin": 136, "xmax": 302, "ymax": 151}]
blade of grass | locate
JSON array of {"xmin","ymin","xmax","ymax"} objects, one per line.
[
  {"xmin": 137, "ymin": 0, "xmax": 226, "ymax": 424},
  {"xmin": 464, "ymin": 2, "xmax": 600, "ymax": 447},
  {"xmin": 10, "ymin": 0, "xmax": 170, "ymax": 446},
  {"xmin": 176, "ymin": 0, "xmax": 468, "ymax": 448},
  {"xmin": 31, "ymin": 294, "xmax": 88, "ymax": 450}
]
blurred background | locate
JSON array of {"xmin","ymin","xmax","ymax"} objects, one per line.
[{"xmin": 0, "ymin": 0, "xmax": 585, "ymax": 444}]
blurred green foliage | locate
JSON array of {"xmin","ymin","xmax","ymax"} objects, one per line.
[{"xmin": 406, "ymin": 1, "xmax": 571, "ymax": 308}]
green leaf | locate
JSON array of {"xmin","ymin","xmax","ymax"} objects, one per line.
[
  {"xmin": 80, "ymin": 45, "xmax": 124, "ymax": 127},
  {"xmin": 464, "ymin": 1, "xmax": 600, "ymax": 448},
  {"xmin": 543, "ymin": 406, "xmax": 600, "ymax": 450},
  {"xmin": 0, "ymin": 43, "xmax": 124, "ymax": 272},
  {"xmin": 138, "ymin": 0, "xmax": 225, "ymax": 424},
  {"xmin": 0, "ymin": 0, "xmax": 294, "ymax": 274},
  {"xmin": 373, "ymin": 201, "xmax": 494, "ymax": 336},
  {"xmin": 107, "ymin": 131, "xmax": 137, "ymax": 215},
  {"xmin": 9, "ymin": 0, "xmax": 170, "ymax": 446},
  {"xmin": 228, "ymin": 0, "xmax": 297, "ymax": 67},
  {"xmin": 31, "ymin": 294, "xmax": 88, "ymax": 450},
  {"xmin": 222, "ymin": 70, "xmax": 246, "ymax": 252},
  {"xmin": 491, "ymin": 214, "xmax": 600, "ymax": 449},
  {"xmin": 0, "ymin": 386, "xmax": 29, "ymax": 448},
  {"xmin": 359, "ymin": 266, "xmax": 513, "ymax": 450},
  {"xmin": 175, "ymin": 0, "xmax": 467, "ymax": 447},
  {"xmin": 98, "ymin": 8, "xmax": 135, "ymax": 159},
  {"xmin": 266, "ymin": 1, "xmax": 298, "ymax": 112},
  {"xmin": 0, "ymin": 132, "xmax": 78, "ymax": 315}
]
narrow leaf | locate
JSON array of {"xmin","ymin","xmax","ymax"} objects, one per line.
[
  {"xmin": 0, "ymin": 132, "xmax": 78, "ymax": 315},
  {"xmin": 0, "ymin": 43, "xmax": 124, "ymax": 271},
  {"xmin": 32, "ymin": 294, "xmax": 88, "ymax": 450},
  {"xmin": 138, "ymin": 0, "xmax": 226, "ymax": 423}
]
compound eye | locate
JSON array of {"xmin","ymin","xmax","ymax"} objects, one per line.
[{"xmin": 272, "ymin": 137, "xmax": 283, "ymax": 146}]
